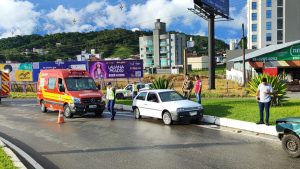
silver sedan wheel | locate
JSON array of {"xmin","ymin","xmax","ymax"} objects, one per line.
[
  {"xmin": 134, "ymin": 108, "xmax": 141, "ymax": 119},
  {"xmin": 162, "ymin": 112, "xmax": 172, "ymax": 125}
]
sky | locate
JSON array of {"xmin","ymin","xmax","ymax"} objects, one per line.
[{"xmin": 0, "ymin": 0, "xmax": 247, "ymax": 43}]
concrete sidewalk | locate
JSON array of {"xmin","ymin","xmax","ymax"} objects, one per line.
[{"xmin": 115, "ymin": 104, "xmax": 278, "ymax": 136}]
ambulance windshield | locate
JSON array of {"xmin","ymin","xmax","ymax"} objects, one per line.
[{"xmin": 65, "ymin": 77, "xmax": 98, "ymax": 91}]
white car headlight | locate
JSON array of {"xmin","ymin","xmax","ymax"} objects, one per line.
[
  {"xmin": 177, "ymin": 108, "xmax": 185, "ymax": 112},
  {"xmin": 72, "ymin": 97, "xmax": 81, "ymax": 104}
]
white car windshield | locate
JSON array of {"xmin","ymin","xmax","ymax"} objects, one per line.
[
  {"xmin": 159, "ymin": 91, "xmax": 185, "ymax": 102},
  {"xmin": 65, "ymin": 77, "xmax": 98, "ymax": 91}
]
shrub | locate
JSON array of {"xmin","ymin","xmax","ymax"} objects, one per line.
[
  {"xmin": 151, "ymin": 77, "xmax": 173, "ymax": 89},
  {"xmin": 246, "ymin": 74, "xmax": 287, "ymax": 106}
]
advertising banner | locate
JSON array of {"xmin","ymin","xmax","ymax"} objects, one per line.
[
  {"xmin": 252, "ymin": 44, "xmax": 300, "ymax": 62},
  {"xmin": 89, "ymin": 60, "xmax": 143, "ymax": 79},
  {"xmin": 199, "ymin": 0, "xmax": 229, "ymax": 16},
  {"xmin": 15, "ymin": 70, "xmax": 33, "ymax": 81},
  {"xmin": 32, "ymin": 61, "xmax": 88, "ymax": 82}
]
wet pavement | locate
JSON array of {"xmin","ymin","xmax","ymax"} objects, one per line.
[{"xmin": 0, "ymin": 99, "xmax": 299, "ymax": 169}]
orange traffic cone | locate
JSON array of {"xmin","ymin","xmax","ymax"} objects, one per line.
[{"xmin": 57, "ymin": 110, "xmax": 65, "ymax": 124}]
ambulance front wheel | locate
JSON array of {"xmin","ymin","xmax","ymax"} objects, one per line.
[
  {"xmin": 64, "ymin": 104, "xmax": 73, "ymax": 118},
  {"xmin": 95, "ymin": 109, "xmax": 104, "ymax": 117},
  {"xmin": 40, "ymin": 101, "xmax": 47, "ymax": 113}
]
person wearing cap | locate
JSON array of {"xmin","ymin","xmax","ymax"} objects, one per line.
[{"xmin": 106, "ymin": 82, "xmax": 116, "ymax": 120}]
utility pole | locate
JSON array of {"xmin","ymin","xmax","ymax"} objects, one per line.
[
  {"xmin": 208, "ymin": 13, "xmax": 215, "ymax": 90},
  {"xmin": 183, "ymin": 48, "xmax": 187, "ymax": 76},
  {"xmin": 242, "ymin": 23, "xmax": 246, "ymax": 87}
]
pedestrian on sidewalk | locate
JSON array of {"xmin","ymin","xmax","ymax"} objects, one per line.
[
  {"xmin": 256, "ymin": 77, "xmax": 273, "ymax": 126},
  {"xmin": 194, "ymin": 75, "xmax": 202, "ymax": 104},
  {"xmin": 132, "ymin": 81, "xmax": 138, "ymax": 100},
  {"xmin": 106, "ymin": 82, "xmax": 116, "ymax": 120},
  {"xmin": 182, "ymin": 74, "xmax": 193, "ymax": 99}
]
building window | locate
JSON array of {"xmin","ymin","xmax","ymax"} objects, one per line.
[
  {"xmin": 278, "ymin": 0, "xmax": 283, "ymax": 6},
  {"xmin": 252, "ymin": 35, "xmax": 257, "ymax": 42},
  {"xmin": 277, "ymin": 19, "xmax": 283, "ymax": 29},
  {"xmin": 252, "ymin": 13, "xmax": 257, "ymax": 20},
  {"xmin": 252, "ymin": 2, "xmax": 257, "ymax": 10},
  {"xmin": 252, "ymin": 46, "xmax": 257, "ymax": 49},
  {"xmin": 266, "ymin": 10, "xmax": 272, "ymax": 18},
  {"xmin": 266, "ymin": 22, "xmax": 272, "ymax": 30},
  {"xmin": 267, "ymin": 0, "xmax": 272, "ymax": 7},
  {"xmin": 252, "ymin": 24, "xmax": 257, "ymax": 32},
  {"xmin": 277, "ymin": 7, "xmax": 283, "ymax": 18},
  {"xmin": 266, "ymin": 33, "xmax": 272, "ymax": 41},
  {"xmin": 277, "ymin": 30, "xmax": 283, "ymax": 41}
]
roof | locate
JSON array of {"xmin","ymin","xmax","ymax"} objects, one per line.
[
  {"xmin": 229, "ymin": 40, "xmax": 300, "ymax": 62},
  {"xmin": 139, "ymin": 89, "xmax": 174, "ymax": 93}
]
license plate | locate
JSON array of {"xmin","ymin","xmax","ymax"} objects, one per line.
[
  {"xmin": 89, "ymin": 105, "xmax": 97, "ymax": 108},
  {"xmin": 190, "ymin": 111, "xmax": 197, "ymax": 116}
]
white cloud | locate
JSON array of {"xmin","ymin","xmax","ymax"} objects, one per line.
[
  {"xmin": 216, "ymin": 5, "xmax": 247, "ymax": 30},
  {"xmin": 0, "ymin": 0, "xmax": 40, "ymax": 38}
]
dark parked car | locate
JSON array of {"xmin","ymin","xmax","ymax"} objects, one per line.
[{"xmin": 276, "ymin": 117, "xmax": 300, "ymax": 158}]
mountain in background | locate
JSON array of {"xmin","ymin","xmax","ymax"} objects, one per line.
[{"xmin": 0, "ymin": 29, "xmax": 228, "ymax": 63}]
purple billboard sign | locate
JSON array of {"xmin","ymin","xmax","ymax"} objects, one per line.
[{"xmin": 89, "ymin": 60, "xmax": 143, "ymax": 79}]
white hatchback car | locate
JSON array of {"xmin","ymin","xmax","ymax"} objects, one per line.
[{"xmin": 132, "ymin": 89, "xmax": 204, "ymax": 125}]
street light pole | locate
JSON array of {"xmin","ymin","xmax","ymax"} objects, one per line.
[{"xmin": 242, "ymin": 23, "xmax": 246, "ymax": 87}]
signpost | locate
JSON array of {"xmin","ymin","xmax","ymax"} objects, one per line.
[{"xmin": 189, "ymin": 0, "xmax": 231, "ymax": 89}]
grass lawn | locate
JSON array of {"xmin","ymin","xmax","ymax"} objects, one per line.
[
  {"xmin": 0, "ymin": 148, "xmax": 17, "ymax": 169},
  {"xmin": 116, "ymin": 98, "xmax": 300, "ymax": 125},
  {"xmin": 202, "ymin": 98, "xmax": 300, "ymax": 125}
]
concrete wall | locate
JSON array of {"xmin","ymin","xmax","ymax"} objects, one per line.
[
  {"xmin": 187, "ymin": 56, "xmax": 209, "ymax": 70},
  {"xmin": 285, "ymin": 0, "xmax": 300, "ymax": 43}
]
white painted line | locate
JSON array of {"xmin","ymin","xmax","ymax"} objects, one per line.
[{"xmin": 0, "ymin": 136, "xmax": 44, "ymax": 169}]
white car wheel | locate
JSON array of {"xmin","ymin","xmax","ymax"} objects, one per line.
[
  {"xmin": 134, "ymin": 108, "xmax": 141, "ymax": 119},
  {"xmin": 162, "ymin": 112, "xmax": 172, "ymax": 125}
]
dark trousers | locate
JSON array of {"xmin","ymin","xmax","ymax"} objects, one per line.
[
  {"xmin": 258, "ymin": 102, "xmax": 270, "ymax": 123},
  {"xmin": 107, "ymin": 100, "xmax": 116, "ymax": 118}
]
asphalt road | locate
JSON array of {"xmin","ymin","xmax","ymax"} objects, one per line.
[{"xmin": 0, "ymin": 99, "xmax": 299, "ymax": 169}]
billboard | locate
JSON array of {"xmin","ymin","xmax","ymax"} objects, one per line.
[
  {"xmin": 32, "ymin": 61, "xmax": 88, "ymax": 82},
  {"xmin": 194, "ymin": 0, "xmax": 229, "ymax": 17},
  {"xmin": 89, "ymin": 60, "xmax": 143, "ymax": 80},
  {"xmin": 0, "ymin": 63, "xmax": 33, "ymax": 82}
]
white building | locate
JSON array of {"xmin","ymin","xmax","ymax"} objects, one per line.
[
  {"xmin": 247, "ymin": 0, "xmax": 300, "ymax": 49},
  {"xmin": 139, "ymin": 19, "xmax": 186, "ymax": 69}
]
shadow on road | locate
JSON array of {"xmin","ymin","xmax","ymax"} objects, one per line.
[{"xmin": 40, "ymin": 141, "xmax": 249, "ymax": 156}]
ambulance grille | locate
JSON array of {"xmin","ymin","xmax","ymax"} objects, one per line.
[{"xmin": 81, "ymin": 98, "xmax": 102, "ymax": 104}]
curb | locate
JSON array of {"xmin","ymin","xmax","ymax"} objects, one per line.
[
  {"xmin": 201, "ymin": 115, "xmax": 277, "ymax": 136},
  {"xmin": 115, "ymin": 104, "xmax": 277, "ymax": 136},
  {"xmin": 0, "ymin": 136, "xmax": 44, "ymax": 169},
  {"xmin": 0, "ymin": 139, "xmax": 27, "ymax": 169}
]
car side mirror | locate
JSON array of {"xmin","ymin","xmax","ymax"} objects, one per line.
[{"xmin": 59, "ymin": 85, "xmax": 65, "ymax": 93}]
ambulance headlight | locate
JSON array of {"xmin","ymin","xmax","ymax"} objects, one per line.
[{"xmin": 72, "ymin": 97, "xmax": 81, "ymax": 104}]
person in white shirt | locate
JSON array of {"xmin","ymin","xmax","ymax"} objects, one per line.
[{"xmin": 256, "ymin": 77, "xmax": 273, "ymax": 126}]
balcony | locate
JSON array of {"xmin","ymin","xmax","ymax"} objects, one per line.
[{"xmin": 160, "ymin": 42, "xmax": 167, "ymax": 46}]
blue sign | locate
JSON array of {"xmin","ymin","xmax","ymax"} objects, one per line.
[
  {"xmin": 32, "ymin": 61, "xmax": 88, "ymax": 82},
  {"xmin": 199, "ymin": 0, "xmax": 229, "ymax": 16}
]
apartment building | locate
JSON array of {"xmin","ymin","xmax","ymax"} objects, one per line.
[
  {"xmin": 139, "ymin": 19, "xmax": 186, "ymax": 69},
  {"xmin": 247, "ymin": 0, "xmax": 300, "ymax": 49}
]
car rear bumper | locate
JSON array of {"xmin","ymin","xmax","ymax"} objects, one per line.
[{"xmin": 172, "ymin": 109, "xmax": 204, "ymax": 122}]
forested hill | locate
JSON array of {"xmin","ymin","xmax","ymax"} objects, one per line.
[{"xmin": 0, "ymin": 28, "xmax": 228, "ymax": 62}]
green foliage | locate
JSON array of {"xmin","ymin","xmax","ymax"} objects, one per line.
[
  {"xmin": 246, "ymin": 74, "xmax": 287, "ymax": 106},
  {"xmin": 151, "ymin": 78, "xmax": 173, "ymax": 89},
  {"xmin": 0, "ymin": 148, "xmax": 17, "ymax": 169},
  {"xmin": 0, "ymin": 29, "xmax": 228, "ymax": 62}
]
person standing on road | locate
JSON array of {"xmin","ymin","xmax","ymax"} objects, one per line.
[
  {"xmin": 132, "ymin": 82, "xmax": 138, "ymax": 99},
  {"xmin": 182, "ymin": 75, "xmax": 193, "ymax": 99},
  {"xmin": 194, "ymin": 75, "xmax": 202, "ymax": 104},
  {"xmin": 256, "ymin": 77, "xmax": 273, "ymax": 126},
  {"xmin": 106, "ymin": 82, "xmax": 116, "ymax": 120}
]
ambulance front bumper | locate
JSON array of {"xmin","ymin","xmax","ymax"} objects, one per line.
[{"xmin": 70, "ymin": 101, "xmax": 105, "ymax": 114}]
